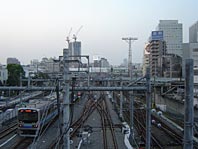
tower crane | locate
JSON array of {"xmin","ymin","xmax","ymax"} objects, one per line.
[
  {"xmin": 73, "ymin": 25, "xmax": 83, "ymax": 42},
  {"xmin": 66, "ymin": 27, "xmax": 72, "ymax": 46}
]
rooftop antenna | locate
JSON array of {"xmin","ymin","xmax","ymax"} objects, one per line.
[{"xmin": 73, "ymin": 25, "xmax": 83, "ymax": 42}]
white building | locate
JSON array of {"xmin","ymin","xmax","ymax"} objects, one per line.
[
  {"xmin": 189, "ymin": 21, "xmax": 198, "ymax": 43},
  {"xmin": 0, "ymin": 65, "xmax": 8, "ymax": 85},
  {"xmin": 40, "ymin": 58, "xmax": 60, "ymax": 73},
  {"xmin": 30, "ymin": 59, "xmax": 39, "ymax": 67},
  {"xmin": 157, "ymin": 20, "xmax": 183, "ymax": 57}
]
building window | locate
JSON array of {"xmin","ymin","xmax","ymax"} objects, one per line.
[{"xmin": 193, "ymin": 48, "xmax": 198, "ymax": 52}]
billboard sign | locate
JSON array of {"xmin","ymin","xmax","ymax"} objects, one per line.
[{"xmin": 151, "ymin": 31, "xmax": 163, "ymax": 41}]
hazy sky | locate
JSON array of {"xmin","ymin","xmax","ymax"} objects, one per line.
[{"xmin": 0, "ymin": 0, "xmax": 197, "ymax": 65}]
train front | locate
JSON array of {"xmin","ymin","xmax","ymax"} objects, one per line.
[{"xmin": 17, "ymin": 108, "xmax": 40, "ymax": 137}]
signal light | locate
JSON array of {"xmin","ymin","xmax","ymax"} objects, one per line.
[{"xmin": 25, "ymin": 110, "xmax": 32, "ymax": 112}]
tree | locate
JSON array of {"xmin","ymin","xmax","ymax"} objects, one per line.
[
  {"xmin": 7, "ymin": 64, "xmax": 25, "ymax": 86},
  {"xmin": 33, "ymin": 72, "xmax": 49, "ymax": 79},
  {"xmin": 32, "ymin": 72, "xmax": 50, "ymax": 86}
]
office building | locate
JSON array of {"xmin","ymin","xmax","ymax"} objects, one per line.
[
  {"xmin": 149, "ymin": 40, "xmax": 166, "ymax": 77},
  {"xmin": 182, "ymin": 43, "xmax": 198, "ymax": 77},
  {"xmin": 157, "ymin": 20, "xmax": 183, "ymax": 57},
  {"xmin": 189, "ymin": 21, "xmax": 198, "ymax": 43},
  {"xmin": 69, "ymin": 41, "xmax": 81, "ymax": 60}
]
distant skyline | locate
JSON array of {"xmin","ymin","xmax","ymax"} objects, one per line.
[{"xmin": 0, "ymin": 0, "xmax": 198, "ymax": 65}]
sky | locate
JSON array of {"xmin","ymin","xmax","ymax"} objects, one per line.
[{"xmin": 0, "ymin": 0, "xmax": 197, "ymax": 65}]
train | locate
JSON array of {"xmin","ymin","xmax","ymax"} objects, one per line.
[{"xmin": 17, "ymin": 95, "xmax": 58, "ymax": 137}]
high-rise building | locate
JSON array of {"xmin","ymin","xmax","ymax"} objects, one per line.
[
  {"xmin": 182, "ymin": 21, "xmax": 198, "ymax": 78},
  {"xmin": 149, "ymin": 40, "xmax": 166, "ymax": 77},
  {"xmin": 157, "ymin": 20, "xmax": 183, "ymax": 57},
  {"xmin": 69, "ymin": 41, "xmax": 81, "ymax": 60},
  {"xmin": 143, "ymin": 31, "xmax": 166, "ymax": 77},
  {"xmin": 182, "ymin": 43, "xmax": 198, "ymax": 76},
  {"xmin": 189, "ymin": 21, "xmax": 198, "ymax": 43}
]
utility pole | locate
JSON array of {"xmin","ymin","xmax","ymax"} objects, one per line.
[
  {"xmin": 28, "ymin": 73, "xmax": 31, "ymax": 88},
  {"xmin": 184, "ymin": 59, "xmax": 194, "ymax": 149},
  {"xmin": 122, "ymin": 37, "xmax": 138, "ymax": 79},
  {"xmin": 146, "ymin": 67, "xmax": 151, "ymax": 149},
  {"xmin": 122, "ymin": 37, "xmax": 137, "ymax": 144},
  {"xmin": 120, "ymin": 80, "xmax": 123, "ymax": 119},
  {"xmin": 87, "ymin": 56, "xmax": 90, "ymax": 87},
  {"xmin": 20, "ymin": 73, "xmax": 22, "ymax": 106},
  {"xmin": 56, "ymin": 79, "xmax": 62, "ymax": 137},
  {"xmin": 63, "ymin": 48, "xmax": 70, "ymax": 149}
]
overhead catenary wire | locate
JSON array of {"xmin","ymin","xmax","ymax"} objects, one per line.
[{"xmin": 31, "ymin": 80, "xmax": 58, "ymax": 149}]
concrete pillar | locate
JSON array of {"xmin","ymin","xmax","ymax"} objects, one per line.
[
  {"xmin": 146, "ymin": 67, "xmax": 151, "ymax": 149},
  {"xmin": 184, "ymin": 59, "xmax": 194, "ymax": 149},
  {"xmin": 63, "ymin": 48, "xmax": 70, "ymax": 149}
]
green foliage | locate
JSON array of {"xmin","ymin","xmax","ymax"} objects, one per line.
[
  {"xmin": 33, "ymin": 72, "xmax": 49, "ymax": 79},
  {"xmin": 32, "ymin": 72, "xmax": 50, "ymax": 86},
  {"xmin": 7, "ymin": 64, "xmax": 25, "ymax": 86}
]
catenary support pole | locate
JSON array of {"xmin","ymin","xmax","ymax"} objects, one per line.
[
  {"xmin": 28, "ymin": 73, "xmax": 30, "ymax": 87},
  {"xmin": 146, "ymin": 67, "xmax": 151, "ymax": 149},
  {"xmin": 20, "ymin": 73, "xmax": 22, "ymax": 105},
  {"xmin": 120, "ymin": 81, "xmax": 123, "ymax": 118},
  {"xmin": 87, "ymin": 56, "xmax": 90, "ymax": 87},
  {"xmin": 63, "ymin": 48, "xmax": 70, "ymax": 149},
  {"xmin": 56, "ymin": 79, "xmax": 62, "ymax": 137},
  {"xmin": 184, "ymin": 59, "xmax": 194, "ymax": 149},
  {"xmin": 130, "ymin": 92, "xmax": 134, "ymax": 142}
]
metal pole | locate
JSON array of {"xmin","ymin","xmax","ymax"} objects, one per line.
[
  {"xmin": 63, "ymin": 48, "xmax": 70, "ymax": 149},
  {"xmin": 56, "ymin": 79, "xmax": 62, "ymax": 136},
  {"xmin": 184, "ymin": 59, "xmax": 194, "ymax": 149},
  {"xmin": 87, "ymin": 56, "xmax": 90, "ymax": 87},
  {"xmin": 130, "ymin": 92, "xmax": 134, "ymax": 141},
  {"xmin": 146, "ymin": 67, "xmax": 151, "ymax": 149},
  {"xmin": 129, "ymin": 39, "xmax": 134, "ymax": 142},
  {"xmin": 28, "ymin": 73, "xmax": 30, "ymax": 87},
  {"xmin": 129, "ymin": 39, "xmax": 132, "ymax": 79},
  {"xmin": 119, "ymin": 81, "xmax": 123, "ymax": 119},
  {"xmin": 170, "ymin": 58, "xmax": 172, "ymax": 78},
  {"xmin": 154, "ymin": 69, "xmax": 156, "ymax": 108},
  {"xmin": 20, "ymin": 73, "xmax": 22, "ymax": 87},
  {"xmin": 20, "ymin": 73, "xmax": 22, "ymax": 106}
]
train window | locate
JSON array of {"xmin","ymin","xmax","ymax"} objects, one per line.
[{"xmin": 18, "ymin": 110, "xmax": 38, "ymax": 122}]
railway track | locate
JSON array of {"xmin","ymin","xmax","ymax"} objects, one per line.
[
  {"xmin": 114, "ymin": 91, "xmax": 183, "ymax": 148},
  {"xmin": 70, "ymin": 93, "xmax": 119, "ymax": 149},
  {"xmin": 97, "ymin": 96, "xmax": 118, "ymax": 149},
  {"xmin": 50, "ymin": 93, "xmax": 120, "ymax": 149},
  {"xmin": 49, "ymin": 95, "xmax": 99, "ymax": 148},
  {"xmin": 0, "ymin": 122, "xmax": 17, "ymax": 139},
  {"xmin": 70, "ymin": 97, "xmax": 100, "ymax": 137},
  {"xmin": 11, "ymin": 137, "xmax": 33, "ymax": 149}
]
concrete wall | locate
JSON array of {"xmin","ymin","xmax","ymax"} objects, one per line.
[{"xmin": 155, "ymin": 93, "xmax": 198, "ymax": 119}]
